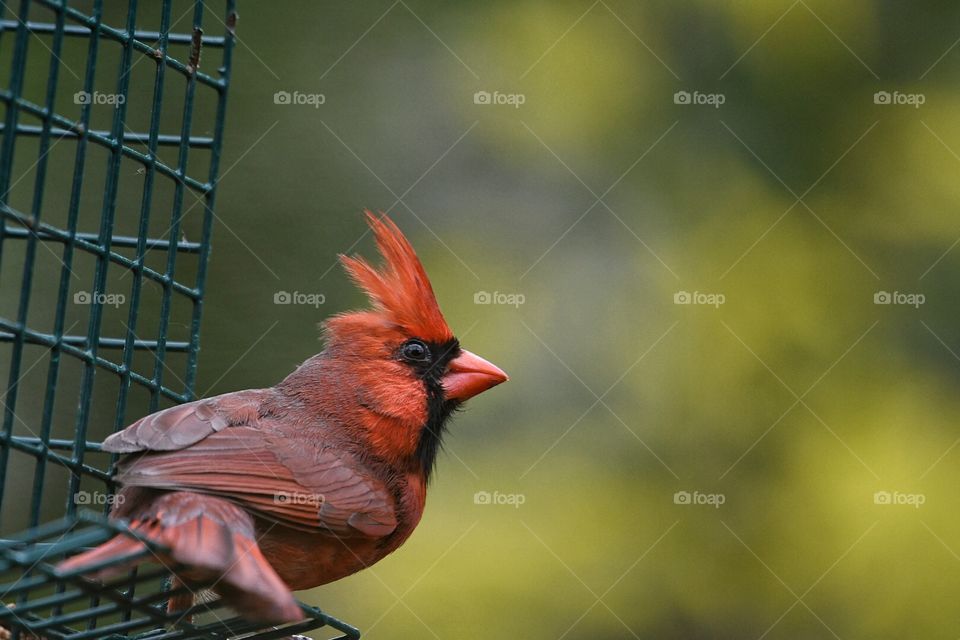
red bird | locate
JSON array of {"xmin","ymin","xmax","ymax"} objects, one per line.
[{"xmin": 58, "ymin": 213, "xmax": 507, "ymax": 623}]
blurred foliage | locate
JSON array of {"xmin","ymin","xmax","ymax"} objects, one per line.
[{"xmin": 5, "ymin": 0, "xmax": 960, "ymax": 638}]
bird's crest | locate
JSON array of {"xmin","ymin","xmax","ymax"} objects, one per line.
[{"xmin": 338, "ymin": 211, "xmax": 454, "ymax": 343}]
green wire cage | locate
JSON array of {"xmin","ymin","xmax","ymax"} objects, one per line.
[{"xmin": 0, "ymin": 2, "xmax": 358, "ymax": 638}]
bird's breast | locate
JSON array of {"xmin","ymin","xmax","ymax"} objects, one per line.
[
  {"xmin": 256, "ymin": 473, "xmax": 427, "ymax": 590},
  {"xmin": 256, "ymin": 524, "xmax": 398, "ymax": 590}
]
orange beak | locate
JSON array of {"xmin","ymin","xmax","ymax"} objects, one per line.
[{"xmin": 442, "ymin": 349, "xmax": 508, "ymax": 402}]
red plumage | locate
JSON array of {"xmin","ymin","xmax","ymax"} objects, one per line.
[
  {"xmin": 337, "ymin": 212, "xmax": 454, "ymax": 344},
  {"xmin": 56, "ymin": 212, "xmax": 507, "ymax": 624}
]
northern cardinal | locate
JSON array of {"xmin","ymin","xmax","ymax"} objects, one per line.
[{"xmin": 57, "ymin": 212, "xmax": 507, "ymax": 623}]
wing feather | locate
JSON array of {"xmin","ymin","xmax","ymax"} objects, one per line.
[{"xmin": 103, "ymin": 395, "xmax": 397, "ymax": 538}]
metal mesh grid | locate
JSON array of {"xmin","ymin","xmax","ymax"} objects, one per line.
[
  {"xmin": 0, "ymin": 0, "xmax": 235, "ymax": 530},
  {"xmin": 0, "ymin": 512, "xmax": 360, "ymax": 640},
  {"xmin": 0, "ymin": 2, "xmax": 359, "ymax": 638},
  {"xmin": 0, "ymin": 512, "xmax": 361, "ymax": 640}
]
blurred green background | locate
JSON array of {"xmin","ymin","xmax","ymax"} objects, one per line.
[{"xmin": 5, "ymin": 1, "xmax": 960, "ymax": 638}]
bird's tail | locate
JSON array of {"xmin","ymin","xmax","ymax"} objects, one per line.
[{"xmin": 56, "ymin": 491, "xmax": 302, "ymax": 624}]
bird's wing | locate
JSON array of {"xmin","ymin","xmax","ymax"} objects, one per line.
[
  {"xmin": 102, "ymin": 395, "xmax": 398, "ymax": 539},
  {"xmin": 102, "ymin": 391, "xmax": 264, "ymax": 452}
]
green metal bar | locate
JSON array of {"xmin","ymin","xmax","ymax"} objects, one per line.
[
  {"xmin": 6, "ymin": 436, "xmax": 104, "ymax": 452},
  {"xmin": 2, "ymin": 227, "xmax": 204, "ymax": 252},
  {"xmin": 64, "ymin": 0, "xmax": 113, "ymax": 516},
  {"xmin": 0, "ymin": 19, "xmax": 228, "ymax": 46},
  {"xmin": 0, "ymin": 124, "xmax": 216, "ymax": 149},
  {"xmin": 186, "ymin": 0, "xmax": 236, "ymax": 394},
  {"xmin": 0, "ymin": 0, "xmax": 33, "ymax": 526},
  {"xmin": 118, "ymin": 0, "xmax": 173, "ymax": 433},
  {"xmin": 0, "ymin": 332, "xmax": 192, "ymax": 352},
  {"xmin": 150, "ymin": 0, "xmax": 203, "ymax": 409},
  {"xmin": 30, "ymin": 0, "xmax": 70, "ymax": 529},
  {"xmin": 0, "ymin": 0, "xmax": 31, "ymax": 259}
]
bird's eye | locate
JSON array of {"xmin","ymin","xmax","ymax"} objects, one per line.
[{"xmin": 400, "ymin": 339, "xmax": 431, "ymax": 364}]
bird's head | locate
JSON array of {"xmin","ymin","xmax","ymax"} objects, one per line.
[{"xmin": 320, "ymin": 212, "xmax": 507, "ymax": 478}]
